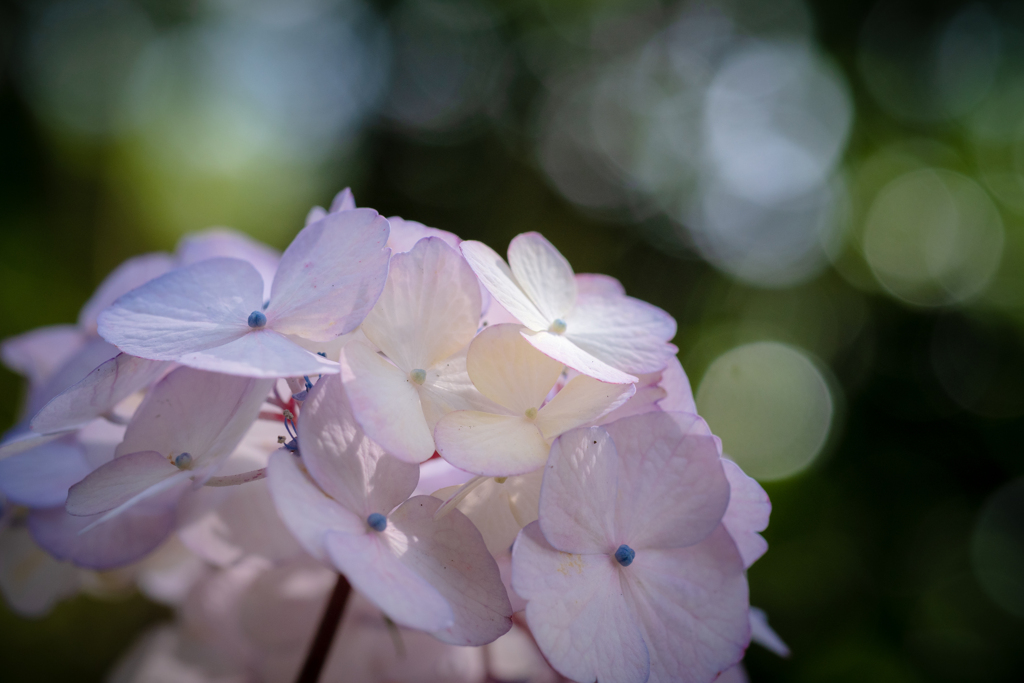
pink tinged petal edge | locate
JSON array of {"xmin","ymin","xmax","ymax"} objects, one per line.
[
  {"xmin": 721, "ymin": 459, "xmax": 771, "ymax": 568},
  {"xmin": 78, "ymin": 253, "xmax": 177, "ymax": 334},
  {"xmin": 538, "ymin": 427, "xmax": 620, "ymax": 555},
  {"xmin": 387, "ymin": 216, "xmax": 461, "ymax": 254},
  {"xmin": 97, "ymin": 257, "xmax": 264, "ymax": 360},
  {"xmin": 535, "ymin": 374, "xmax": 635, "ymax": 441},
  {"xmin": 266, "ymin": 450, "xmax": 364, "ymax": 562},
  {"xmin": 467, "ymin": 324, "xmax": 564, "ymax": 414},
  {"xmin": 0, "ymin": 441, "xmax": 92, "ymax": 508},
  {"xmin": 29, "ymin": 494, "xmax": 181, "ymax": 570},
  {"xmin": 176, "ymin": 329, "xmax": 339, "ymax": 379},
  {"xmin": 297, "ymin": 374, "xmax": 419, "ymax": 516},
  {"xmin": 523, "ymin": 330, "xmax": 637, "ymax": 385},
  {"xmin": 324, "ymin": 529, "xmax": 455, "ymax": 634},
  {"xmin": 461, "ymin": 241, "xmax": 548, "ymax": 330},
  {"xmin": 603, "ymin": 412, "xmax": 732, "ymax": 550},
  {"xmin": 385, "ymin": 495, "xmax": 513, "ymax": 646},
  {"xmin": 657, "ymin": 355, "xmax": 696, "ymax": 414},
  {"xmin": 565, "ymin": 293, "xmax": 678, "ymax": 375},
  {"xmin": 30, "ymin": 354, "xmax": 171, "ymax": 435},
  {"xmin": 176, "ymin": 228, "xmax": 281, "ymax": 302},
  {"xmin": 65, "ymin": 450, "xmax": 181, "ymax": 516},
  {"xmin": 115, "ymin": 368, "xmax": 274, "ymax": 470},
  {"xmin": 340, "ymin": 342, "xmax": 436, "ymax": 464},
  {"xmin": 622, "ymin": 526, "xmax": 751, "ymax": 683},
  {"xmin": 434, "ymin": 411, "xmax": 550, "ymax": 477},
  {"xmin": 575, "ymin": 273, "xmax": 625, "ymax": 298},
  {"xmin": 330, "ymin": 187, "xmax": 356, "ymax": 213},
  {"xmin": 506, "ymin": 232, "xmax": 577, "ymax": 323},
  {"xmin": 266, "ymin": 208, "xmax": 390, "ymax": 341},
  {"xmin": 361, "ymin": 237, "xmax": 481, "ymax": 372},
  {"xmin": 750, "ymin": 606, "xmax": 790, "ymax": 657},
  {"xmin": 512, "ymin": 522, "xmax": 651, "ymax": 683}
]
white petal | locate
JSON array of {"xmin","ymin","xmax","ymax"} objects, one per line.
[
  {"xmin": 116, "ymin": 367, "xmax": 273, "ymax": 469},
  {"xmin": 434, "ymin": 411, "xmax": 550, "ymax": 477},
  {"xmin": 178, "ymin": 329, "xmax": 339, "ymax": 378},
  {"xmin": 387, "ymin": 495, "xmax": 513, "ymax": 645},
  {"xmin": 536, "ymin": 374, "xmax": 635, "ymax": 441},
  {"xmin": 507, "ymin": 232, "xmax": 577, "ymax": 322},
  {"xmin": 418, "ymin": 349, "xmax": 503, "ymax": 429},
  {"xmin": 414, "ymin": 458, "xmax": 476, "ymax": 497},
  {"xmin": 78, "ymin": 253, "xmax": 177, "ymax": 334},
  {"xmin": 511, "ymin": 522, "xmax": 650, "ymax": 683},
  {"xmin": 65, "ymin": 450, "xmax": 181, "ymax": 516},
  {"xmin": 467, "ymin": 324, "xmax": 564, "ymax": 413},
  {"xmin": 177, "ymin": 228, "xmax": 281, "ymax": 302},
  {"xmin": 97, "ymin": 258, "xmax": 264, "ymax": 360},
  {"xmin": 565, "ymin": 293, "xmax": 678, "ymax": 375},
  {"xmin": 324, "ymin": 530, "xmax": 455, "ymax": 633},
  {"xmin": 524, "ymin": 330, "xmax": 637, "ymax": 384},
  {"xmin": 622, "ymin": 527, "xmax": 750, "ymax": 683},
  {"xmin": 461, "ymin": 241, "xmax": 548, "ymax": 330},
  {"xmin": 266, "ymin": 450, "xmax": 364, "ymax": 562},
  {"xmin": 575, "ymin": 273, "xmax": 625, "ymax": 297},
  {"xmin": 30, "ymin": 354, "xmax": 171, "ymax": 435},
  {"xmin": 362, "ymin": 237, "xmax": 480, "ymax": 371},
  {"xmin": 438, "ymin": 469, "xmax": 543, "ymax": 555},
  {"xmin": 266, "ymin": 208, "xmax": 390, "ymax": 341},
  {"xmin": 0, "ymin": 441, "xmax": 91, "ymax": 508},
  {"xmin": 721, "ymin": 458, "xmax": 771, "ymax": 568},
  {"xmin": 340, "ymin": 341, "xmax": 436, "ymax": 464},
  {"xmin": 297, "ymin": 374, "xmax": 420, "ymax": 515}
]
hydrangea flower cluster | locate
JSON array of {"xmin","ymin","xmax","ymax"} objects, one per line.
[{"xmin": 0, "ymin": 189, "xmax": 787, "ymax": 683}]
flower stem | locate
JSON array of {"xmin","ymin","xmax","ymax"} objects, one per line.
[{"xmin": 295, "ymin": 573, "xmax": 351, "ymax": 683}]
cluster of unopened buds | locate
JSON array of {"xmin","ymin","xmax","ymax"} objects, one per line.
[{"xmin": 0, "ymin": 189, "xmax": 788, "ymax": 683}]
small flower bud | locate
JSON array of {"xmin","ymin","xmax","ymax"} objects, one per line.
[
  {"xmin": 613, "ymin": 544, "xmax": 635, "ymax": 567},
  {"xmin": 247, "ymin": 311, "xmax": 267, "ymax": 328},
  {"xmin": 367, "ymin": 513, "xmax": 387, "ymax": 532}
]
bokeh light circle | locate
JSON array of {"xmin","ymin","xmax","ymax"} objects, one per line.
[
  {"xmin": 696, "ymin": 341, "xmax": 833, "ymax": 481},
  {"xmin": 862, "ymin": 168, "xmax": 1004, "ymax": 306},
  {"xmin": 972, "ymin": 478, "xmax": 1024, "ymax": 619}
]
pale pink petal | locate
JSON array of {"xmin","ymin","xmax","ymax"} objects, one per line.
[
  {"xmin": 434, "ymin": 411, "xmax": 550, "ymax": 477},
  {"xmin": 622, "ymin": 526, "xmax": 750, "ymax": 683},
  {"xmin": 78, "ymin": 253, "xmax": 177, "ymax": 333},
  {"xmin": 25, "ymin": 337, "xmax": 119, "ymax": 417},
  {"xmin": 297, "ymin": 374, "xmax": 420, "ymax": 515},
  {"xmin": 565, "ymin": 293, "xmax": 678, "ymax": 375},
  {"xmin": 386, "ymin": 495, "xmax": 513, "ymax": 645},
  {"xmin": 539, "ymin": 427, "xmax": 619, "ymax": 554},
  {"xmin": 480, "ymin": 297, "xmax": 521, "ymax": 327},
  {"xmin": 512, "ymin": 522, "xmax": 650, "ymax": 683},
  {"xmin": 575, "ymin": 273, "xmax": 625, "ymax": 297},
  {"xmin": 0, "ymin": 441, "xmax": 91, "ymax": 508},
  {"xmin": 717, "ymin": 664, "xmax": 751, "ymax": 683},
  {"xmin": 418, "ymin": 349, "xmax": 504, "ymax": 429},
  {"xmin": 461, "ymin": 241, "xmax": 548, "ymax": 330},
  {"xmin": 30, "ymin": 494, "xmax": 181, "ymax": 570},
  {"xmin": 324, "ymin": 530, "xmax": 455, "ymax": 633},
  {"xmin": 657, "ymin": 355, "xmax": 696, "ymax": 414},
  {"xmin": 305, "ymin": 205, "xmax": 328, "ymax": 225},
  {"xmin": 507, "ymin": 233, "xmax": 577, "ymax": 323},
  {"xmin": 0, "ymin": 526, "xmax": 80, "ymax": 617},
  {"xmin": 493, "ymin": 551, "xmax": 527, "ymax": 614},
  {"xmin": 177, "ymin": 228, "xmax": 281, "ymax": 302},
  {"xmin": 603, "ymin": 412, "xmax": 731, "ymax": 550},
  {"xmin": 177, "ymin": 329, "xmax": 339, "ymax": 378},
  {"xmin": 467, "ymin": 324, "xmax": 564, "ymax": 413},
  {"xmin": 524, "ymin": 330, "xmax": 637, "ymax": 384},
  {"xmin": 0, "ymin": 431, "xmax": 65, "ymax": 460},
  {"xmin": 266, "ymin": 208, "xmax": 390, "ymax": 341},
  {"xmin": 437, "ymin": 469, "xmax": 543, "ymax": 555},
  {"xmin": 265, "ymin": 450, "xmax": 364, "ymax": 562},
  {"xmin": 414, "ymin": 458, "xmax": 476, "ymax": 497},
  {"xmin": 536, "ymin": 374, "xmax": 635, "ymax": 441},
  {"xmin": 65, "ymin": 450, "xmax": 180, "ymax": 516},
  {"xmin": 387, "ymin": 216, "xmax": 461, "ymax": 254},
  {"xmin": 329, "ymin": 187, "xmax": 356, "ymax": 212},
  {"xmin": 115, "ymin": 368, "xmax": 273, "ymax": 469},
  {"xmin": 721, "ymin": 459, "xmax": 771, "ymax": 568},
  {"xmin": 97, "ymin": 258, "xmax": 263, "ymax": 360},
  {"xmin": 340, "ymin": 341, "xmax": 436, "ymax": 464},
  {"xmin": 750, "ymin": 607, "xmax": 789, "ymax": 657},
  {"xmin": 30, "ymin": 354, "xmax": 171, "ymax": 435},
  {"xmin": 593, "ymin": 369, "xmax": 668, "ymax": 425},
  {"xmin": 1, "ymin": 324, "xmax": 86, "ymax": 387},
  {"xmin": 362, "ymin": 237, "xmax": 480, "ymax": 371}
]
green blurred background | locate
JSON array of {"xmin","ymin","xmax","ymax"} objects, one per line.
[{"xmin": 1, "ymin": 0, "xmax": 1023, "ymax": 681}]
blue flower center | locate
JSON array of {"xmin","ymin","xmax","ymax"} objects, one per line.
[
  {"xmin": 248, "ymin": 311, "xmax": 267, "ymax": 328},
  {"xmin": 367, "ymin": 513, "xmax": 387, "ymax": 532},
  {"xmin": 173, "ymin": 452, "xmax": 193, "ymax": 469},
  {"xmin": 614, "ymin": 544, "xmax": 635, "ymax": 567}
]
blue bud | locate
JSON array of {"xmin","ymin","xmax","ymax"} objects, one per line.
[
  {"xmin": 174, "ymin": 452, "xmax": 193, "ymax": 469},
  {"xmin": 614, "ymin": 544, "xmax": 635, "ymax": 567},
  {"xmin": 247, "ymin": 311, "xmax": 267, "ymax": 328},
  {"xmin": 367, "ymin": 513, "xmax": 387, "ymax": 532}
]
